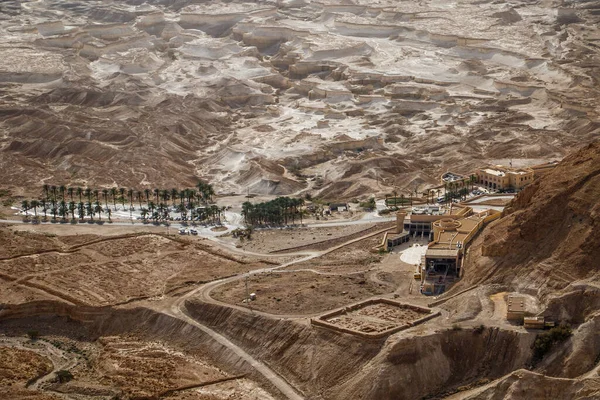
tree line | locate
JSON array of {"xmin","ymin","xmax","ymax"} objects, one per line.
[
  {"xmin": 241, "ymin": 197, "xmax": 305, "ymax": 226},
  {"xmin": 20, "ymin": 181, "xmax": 220, "ymax": 223}
]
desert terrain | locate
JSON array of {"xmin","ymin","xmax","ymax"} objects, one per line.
[
  {"xmin": 1, "ymin": 0, "xmax": 599, "ymax": 200},
  {"xmin": 2, "ymin": 0, "xmax": 600, "ymax": 399}
]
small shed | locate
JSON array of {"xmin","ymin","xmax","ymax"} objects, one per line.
[
  {"xmin": 329, "ymin": 203, "xmax": 348, "ymax": 212},
  {"xmin": 524, "ymin": 316, "xmax": 545, "ymax": 329}
]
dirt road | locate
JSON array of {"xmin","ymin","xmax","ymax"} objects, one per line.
[{"xmin": 167, "ymin": 283, "xmax": 305, "ymax": 400}]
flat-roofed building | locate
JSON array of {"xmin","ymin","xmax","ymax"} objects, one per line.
[
  {"xmin": 420, "ymin": 208, "xmax": 501, "ymax": 296},
  {"xmin": 476, "ymin": 165, "xmax": 534, "ymax": 190},
  {"xmin": 524, "ymin": 316, "xmax": 545, "ymax": 329},
  {"xmin": 507, "ymin": 296, "xmax": 526, "ymax": 321}
]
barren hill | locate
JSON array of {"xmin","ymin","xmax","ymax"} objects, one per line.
[
  {"xmin": 1, "ymin": 0, "xmax": 600, "ymax": 198},
  {"xmin": 462, "ymin": 141, "xmax": 600, "ymax": 297}
]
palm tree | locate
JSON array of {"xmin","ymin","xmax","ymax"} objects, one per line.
[
  {"xmin": 400, "ymin": 194, "xmax": 405, "ymax": 208},
  {"xmin": 86, "ymin": 202, "xmax": 93, "ymax": 220},
  {"xmin": 42, "ymin": 184, "xmax": 50, "ymax": 200},
  {"xmin": 111, "ymin": 187, "xmax": 118, "ymax": 210},
  {"xmin": 148, "ymin": 201, "xmax": 156, "ymax": 218},
  {"xmin": 107, "ymin": 208, "xmax": 112, "ymax": 222},
  {"xmin": 59, "ymin": 201, "xmax": 68, "ymax": 220},
  {"xmin": 93, "ymin": 189, "xmax": 99, "ymax": 203},
  {"xmin": 137, "ymin": 191, "xmax": 143, "ymax": 209},
  {"xmin": 94, "ymin": 201, "xmax": 103, "ymax": 220},
  {"xmin": 21, "ymin": 200, "xmax": 30, "ymax": 216},
  {"xmin": 77, "ymin": 202, "xmax": 85, "ymax": 220},
  {"xmin": 30, "ymin": 199, "xmax": 39, "ymax": 217},
  {"xmin": 84, "ymin": 188, "xmax": 92, "ymax": 203},
  {"xmin": 413, "ymin": 184, "xmax": 420, "ymax": 205},
  {"xmin": 102, "ymin": 189, "xmax": 109, "ymax": 209},
  {"xmin": 210, "ymin": 205, "xmax": 220, "ymax": 224},
  {"xmin": 188, "ymin": 189, "xmax": 197, "ymax": 204},
  {"xmin": 144, "ymin": 188, "xmax": 151, "ymax": 204},
  {"xmin": 153, "ymin": 188, "xmax": 159, "ymax": 204},
  {"xmin": 127, "ymin": 189, "xmax": 134, "ymax": 210},
  {"xmin": 40, "ymin": 199, "xmax": 48, "ymax": 219},
  {"xmin": 179, "ymin": 190, "xmax": 185, "ymax": 205},
  {"xmin": 170, "ymin": 188, "xmax": 178, "ymax": 207},
  {"xmin": 119, "ymin": 188, "xmax": 125, "ymax": 209},
  {"xmin": 59, "ymin": 185, "xmax": 66, "ymax": 202},
  {"xmin": 160, "ymin": 189, "xmax": 168, "ymax": 204},
  {"xmin": 197, "ymin": 182, "xmax": 215, "ymax": 204},
  {"xmin": 76, "ymin": 187, "xmax": 83, "ymax": 203},
  {"xmin": 51, "ymin": 185, "xmax": 57, "ymax": 202},
  {"xmin": 68, "ymin": 201, "xmax": 76, "ymax": 220}
]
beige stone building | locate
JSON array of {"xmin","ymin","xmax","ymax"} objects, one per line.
[
  {"xmin": 507, "ymin": 296, "xmax": 526, "ymax": 321},
  {"xmin": 476, "ymin": 165, "xmax": 534, "ymax": 190}
]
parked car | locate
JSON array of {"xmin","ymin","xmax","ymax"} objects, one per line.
[
  {"xmin": 178, "ymin": 228, "xmax": 188, "ymax": 235},
  {"xmin": 190, "ymin": 229, "xmax": 198, "ymax": 235}
]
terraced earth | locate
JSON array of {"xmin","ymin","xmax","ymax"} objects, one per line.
[{"xmin": 1, "ymin": 0, "xmax": 599, "ymax": 199}]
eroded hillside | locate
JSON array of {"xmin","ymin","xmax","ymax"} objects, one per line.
[
  {"xmin": 1, "ymin": 0, "xmax": 599, "ymax": 198},
  {"xmin": 462, "ymin": 141, "xmax": 600, "ymax": 297}
]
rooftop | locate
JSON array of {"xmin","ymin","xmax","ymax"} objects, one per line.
[
  {"xmin": 507, "ymin": 296, "xmax": 525, "ymax": 312},
  {"xmin": 425, "ymin": 248, "xmax": 459, "ymax": 258},
  {"xmin": 484, "ymin": 168, "xmax": 505, "ymax": 176}
]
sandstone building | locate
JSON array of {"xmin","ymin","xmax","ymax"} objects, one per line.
[{"xmin": 476, "ymin": 166, "xmax": 534, "ymax": 190}]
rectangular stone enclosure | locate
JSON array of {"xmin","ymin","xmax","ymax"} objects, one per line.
[{"xmin": 311, "ymin": 298, "xmax": 439, "ymax": 338}]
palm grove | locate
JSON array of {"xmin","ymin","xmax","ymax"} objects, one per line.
[
  {"xmin": 20, "ymin": 182, "xmax": 222, "ymax": 223},
  {"xmin": 241, "ymin": 197, "xmax": 305, "ymax": 226}
]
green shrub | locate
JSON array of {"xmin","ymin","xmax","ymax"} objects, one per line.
[
  {"xmin": 56, "ymin": 370, "xmax": 73, "ymax": 383},
  {"xmin": 533, "ymin": 324, "xmax": 572, "ymax": 361},
  {"xmin": 359, "ymin": 197, "xmax": 376, "ymax": 210},
  {"xmin": 27, "ymin": 330, "xmax": 40, "ymax": 341}
]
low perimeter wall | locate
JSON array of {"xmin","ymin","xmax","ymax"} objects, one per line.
[{"xmin": 310, "ymin": 298, "xmax": 440, "ymax": 339}]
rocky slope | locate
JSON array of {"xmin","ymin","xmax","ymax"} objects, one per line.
[
  {"xmin": 1, "ymin": 0, "xmax": 600, "ymax": 198},
  {"xmin": 434, "ymin": 141, "xmax": 600, "ymax": 398},
  {"xmin": 463, "ymin": 141, "xmax": 600, "ymax": 299}
]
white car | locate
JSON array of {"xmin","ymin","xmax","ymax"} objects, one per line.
[
  {"xmin": 179, "ymin": 228, "xmax": 188, "ymax": 235},
  {"xmin": 190, "ymin": 229, "xmax": 198, "ymax": 235}
]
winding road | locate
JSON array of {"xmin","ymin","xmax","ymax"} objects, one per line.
[{"xmin": 0, "ymin": 216, "xmax": 396, "ymax": 399}]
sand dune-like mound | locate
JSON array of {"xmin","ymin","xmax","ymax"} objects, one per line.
[{"xmin": 0, "ymin": 0, "xmax": 599, "ymax": 197}]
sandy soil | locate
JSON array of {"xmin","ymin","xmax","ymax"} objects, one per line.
[
  {"xmin": 211, "ymin": 270, "xmax": 392, "ymax": 316},
  {"xmin": 1, "ymin": 0, "xmax": 598, "ymax": 201},
  {"xmin": 0, "ymin": 334, "xmax": 273, "ymax": 400},
  {"xmin": 210, "ymin": 233, "xmax": 430, "ymax": 315},
  {"xmin": 283, "ymin": 234, "xmax": 384, "ymax": 273},
  {"xmin": 0, "ymin": 225, "xmax": 273, "ymax": 306},
  {"xmin": 231, "ymin": 222, "xmax": 382, "ymax": 253},
  {"xmin": 0, "ymin": 345, "xmax": 55, "ymax": 400}
]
